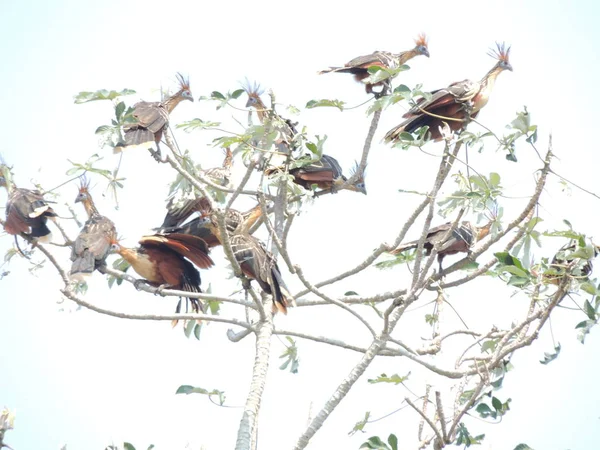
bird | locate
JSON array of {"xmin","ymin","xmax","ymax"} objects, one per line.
[
  {"xmin": 228, "ymin": 206, "xmax": 294, "ymax": 314},
  {"xmin": 114, "ymin": 73, "xmax": 193, "ymax": 160},
  {"xmin": 244, "ymin": 81, "xmax": 299, "ymax": 155},
  {"xmin": 201, "ymin": 147, "xmax": 233, "ymax": 187},
  {"xmin": 0, "ymin": 163, "xmax": 57, "ymax": 242},
  {"xmin": 112, "ymin": 226, "xmax": 214, "ymax": 315},
  {"xmin": 385, "ymin": 42, "xmax": 512, "ymax": 143},
  {"xmin": 70, "ymin": 179, "xmax": 117, "ymax": 281},
  {"xmin": 265, "ymin": 154, "xmax": 367, "ymax": 195},
  {"xmin": 318, "ymin": 34, "xmax": 429, "ymax": 95},
  {"xmin": 158, "ymin": 196, "xmax": 263, "ymax": 248},
  {"xmin": 390, "ymin": 221, "xmax": 492, "ymax": 272},
  {"xmin": 543, "ymin": 240, "xmax": 599, "ymax": 285}
]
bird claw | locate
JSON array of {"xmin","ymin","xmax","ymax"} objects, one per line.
[
  {"xmin": 133, "ymin": 279, "xmax": 147, "ymax": 290},
  {"xmin": 155, "ymin": 284, "xmax": 167, "ymax": 296},
  {"xmin": 149, "ymin": 148, "xmax": 163, "ymax": 162}
]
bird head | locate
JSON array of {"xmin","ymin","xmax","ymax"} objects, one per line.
[
  {"xmin": 175, "ymin": 73, "xmax": 194, "ymax": 102},
  {"xmin": 488, "ymin": 42, "xmax": 513, "ymax": 72},
  {"xmin": 414, "ymin": 33, "xmax": 430, "ymax": 58},
  {"xmin": 75, "ymin": 175, "xmax": 91, "ymax": 203},
  {"xmin": 242, "ymin": 79, "xmax": 266, "ymax": 109},
  {"xmin": 348, "ymin": 162, "xmax": 367, "ymax": 195}
]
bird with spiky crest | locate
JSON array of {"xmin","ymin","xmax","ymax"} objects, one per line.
[
  {"xmin": 0, "ymin": 159, "xmax": 57, "ymax": 242},
  {"xmin": 265, "ymin": 154, "xmax": 367, "ymax": 195},
  {"xmin": 318, "ymin": 34, "xmax": 430, "ymax": 95},
  {"xmin": 70, "ymin": 177, "xmax": 117, "ymax": 281},
  {"xmin": 114, "ymin": 73, "xmax": 193, "ymax": 161},
  {"xmin": 385, "ymin": 42, "xmax": 512, "ymax": 143},
  {"xmin": 202, "ymin": 147, "xmax": 233, "ymax": 187},
  {"xmin": 243, "ymin": 80, "xmax": 299, "ymax": 155}
]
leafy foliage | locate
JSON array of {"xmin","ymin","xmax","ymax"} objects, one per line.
[
  {"xmin": 279, "ymin": 336, "xmax": 300, "ymax": 374},
  {"xmin": 360, "ymin": 434, "xmax": 398, "ymax": 450},
  {"xmin": 367, "ymin": 373, "xmax": 409, "ymax": 385},
  {"xmin": 176, "ymin": 385, "xmax": 226, "ymax": 406}
]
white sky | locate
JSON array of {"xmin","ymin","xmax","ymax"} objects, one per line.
[{"xmin": 1, "ymin": 0, "xmax": 600, "ymax": 449}]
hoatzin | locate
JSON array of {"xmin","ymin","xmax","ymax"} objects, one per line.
[
  {"xmin": 112, "ymin": 226, "xmax": 214, "ymax": 314},
  {"xmin": 229, "ymin": 206, "xmax": 294, "ymax": 314},
  {"xmin": 265, "ymin": 154, "xmax": 367, "ymax": 195},
  {"xmin": 318, "ymin": 34, "xmax": 429, "ymax": 95},
  {"xmin": 385, "ymin": 43, "xmax": 512, "ymax": 143},
  {"xmin": 0, "ymin": 164, "xmax": 56, "ymax": 242},
  {"xmin": 244, "ymin": 81, "xmax": 299, "ymax": 154},
  {"xmin": 390, "ymin": 221, "xmax": 492, "ymax": 272},
  {"xmin": 70, "ymin": 180, "xmax": 117, "ymax": 281},
  {"xmin": 202, "ymin": 147, "xmax": 233, "ymax": 187},
  {"xmin": 542, "ymin": 240, "xmax": 599, "ymax": 285},
  {"xmin": 114, "ymin": 73, "xmax": 193, "ymax": 160},
  {"xmin": 159, "ymin": 196, "xmax": 263, "ymax": 249}
]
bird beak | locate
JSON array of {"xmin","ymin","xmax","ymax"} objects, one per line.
[
  {"xmin": 360, "ymin": 186, "xmax": 367, "ymax": 195},
  {"xmin": 245, "ymin": 99, "xmax": 253, "ymax": 108},
  {"xmin": 422, "ymin": 48, "xmax": 430, "ymax": 58},
  {"xmin": 75, "ymin": 194, "xmax": 83, "ymax": 203},
  {"xmin": 506, "ymin": 63, "xmax": 513, "ymax": 72}
]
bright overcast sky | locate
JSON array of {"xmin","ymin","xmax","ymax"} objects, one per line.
[{"xmin": 1, "ymin": 0, "xmax": 600, "ymax": 449}]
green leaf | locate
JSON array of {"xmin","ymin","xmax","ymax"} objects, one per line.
[
  {"xmin": 177, "ymin": 118, "xmax": 221, "ymax": 132},
  {"xmin": 540, "ymin": 343, "xmax": 561, "ymax": 365},
  {"xmin": 175, "ymin": 385, "xmax": 226, "ymax": 405},
  {"xmin": 230, "ymin": 89, "xmax": 245, "ymax": 99},
  {"xmin": 74, "ymin": 88, "xmax": 135, "ymax": 104},
  {"xmin": 193, "ymin": 323, "xmax": 202, "ymax": 340},
  {"xmin": 345, "ymin": 291, "xmax": 359, "ymax": 296},
  {"xmin": 124, "ymin": 444, "xmax": 136, "ymax": 450},
  {"xmin": 211, "ymin": 91, "xmax": 226, "ymax": 100},
  {"xmin": 387, "ymin": 434, "xmax": 398, "ymax": 450},
  {"xmin": 584, "ymin": 300, "xmax": 597, "ymax": 320},
  {"xmin": 367, "ymin": 373, "xmax": 409, "ymax": 385},
  {"xmin": 514, "ymin": 444, "xmax": 535, "ymax": 450},
  {"xmin": 279, "ymin": 337, "xmax": 299, "ymax": 374},
  {"xmin": 349, "ymin": 411, "xmax": 370, "ymax": 436},
  {"xmin": 360, "ymin": 436, "xmax": 390, "ymax": 450},
  {"xmin": 305, "ymin": 99, "xmax": 345, "ymax": 111}
]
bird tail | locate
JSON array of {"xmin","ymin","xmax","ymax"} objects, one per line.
[
  {"xmin": 389, "ymin": 240, "xmax": 419, "ymax": 255},
  {"xmin": 70, "ymin": 250, "xmax": 95, "ymax": 281},
  {"xmin": 317, "ymin": 66, "xmax": 347, "ymax": 75},
  {"xmin": 270, "ymin": 265, "xmax": 295, "ymax": 314},
  {"xmin": 30, "ymin": 221, "xmax": 53, "ymax": 242},
  {"xmin": 114, "ymin": 128, "xmax": 156, "ymax": 153}
]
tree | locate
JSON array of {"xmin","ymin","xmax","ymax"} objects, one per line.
[{"xmin": 1, "ymin": 68, "xmax": 598, "ymax": 450}]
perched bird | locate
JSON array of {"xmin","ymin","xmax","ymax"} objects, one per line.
[
  {"xmin": 229, "ymin": 206, "xmax": 294, "ymax": 314},
  {"xmin": 390, "ymin": 221, "xmax": 492, "ymax": 272},
  {"xmin": 244, "ymin": 81, "xmax": 299, "ymax": 155},
  {"xmin": 70, "ymin": 180, "xmax": 117, "ymax": 281},
  {"xmin": 0, "ymin": 163, "xmax": 56, "ymax": 242},
  {"xmin": 318, "ymin": 34, "xmax": 429, "ymax": 95},
  {"xmin": 201, "ymin": 147, "xmax": 233, "ymax": 187},
  {"xmin": 385, "ymin": 43, "xmax": 512, "ymax": 143},
  {"xmin": 543, "ymin": 240, "xmax": 599, "ymax": 285},
  {"xmin": 265, "ymin": 154, "xmax": 367, "ymax": 195},
  {"xmin": 159, "ymin": 196, "xmax": 263, "ymax": 248},
  {"xmin": 113, "ymin": 227, "xmax": 214, "ymax": 314},
  {"xmin": 114, "ymin": 73, "xmax": 193, "ymax": 160}
]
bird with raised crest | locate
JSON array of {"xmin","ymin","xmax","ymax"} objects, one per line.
[
  {"xmin": 0, "ymin": 161, "xmax": 57, "ymax": 243},
  {"xmin": 318, "ymin": 34, "xmax": 430, "ymax": 95},
  {"xmin": 244, "ymin": 81, "xmax": 299, "ymax": 155},
  {"xmin": 70, "ymin": 178, "xmax": 117, "ymax": 281},
  {"xmin": 385, "ymin": 43, "xmax": 512, "ymax": 143},
  {"xmin": 265, "ymin": 154, "xmax": 367, "ymax": 195},
  {"xmin": 390, "ymin": 220, "xmax": 493, "ymax": 273},
  {"xmin": 114, "ymin": 73, "xmax": 193, "ymax": 161}
]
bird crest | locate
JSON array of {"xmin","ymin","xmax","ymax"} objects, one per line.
[
  {"xmin": 175, "ymin": 73, "xmax": 191, "ymax": 92},
  {"xmin": 488, "ymin": 42, "xmax": 511, "ymax": 64},
  {"xmin": 414, "ymin": 33, "xmax": 428, "ymax": 48},
  {"xmin": 78, "ymin": 174, "xmax": 91, "ymax": 195},
  {"xmin": 349, "ymin": 162, "xmax": 367, "ymax": 195},
  {"xmin": 242, "ymin": 78, "xmax": 266, "ymax": 108}
]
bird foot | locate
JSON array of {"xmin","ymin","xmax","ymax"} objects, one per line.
[
  {"xmin": 134, "ymin": 279, "xmax": 149, "ymax": 290},
  {"xmin": 148, "ymin": 148, "xmax": 164, "ymax": 163},
  {"xmin": 155, "ymin": 284, "xmax": 168, "ymax": 296}
]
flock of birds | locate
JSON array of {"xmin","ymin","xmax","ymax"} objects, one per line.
[{"xmin": 1, "ymin": 34, "xmax": 522, "ymax": 316}]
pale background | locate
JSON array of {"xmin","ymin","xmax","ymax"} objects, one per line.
[{"xmin": 1, "ymin": 0, "xmax": 600, "ymax": 449}]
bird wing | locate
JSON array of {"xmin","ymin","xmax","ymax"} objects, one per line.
[
  {"xmin": 404, "ymin": 80, "xmax": 481, "ymax": 118},
  {"xmin": 4, "ymin": 188, "xmax": 55, "ymax": 236},
  {"xmin": 73, "ymin": 215, "xmax": 116, "ymax": 261},
  {"xmin": 128, "ymin": 101, "xmax": 169, "ymax": 133},
  {"xmin": 345, "ymin": 51, "xmax": 393, "ymax": 69},
  {"xmin": 140, "ymin": 233, "xmax": 214, "ymax": 269}
]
